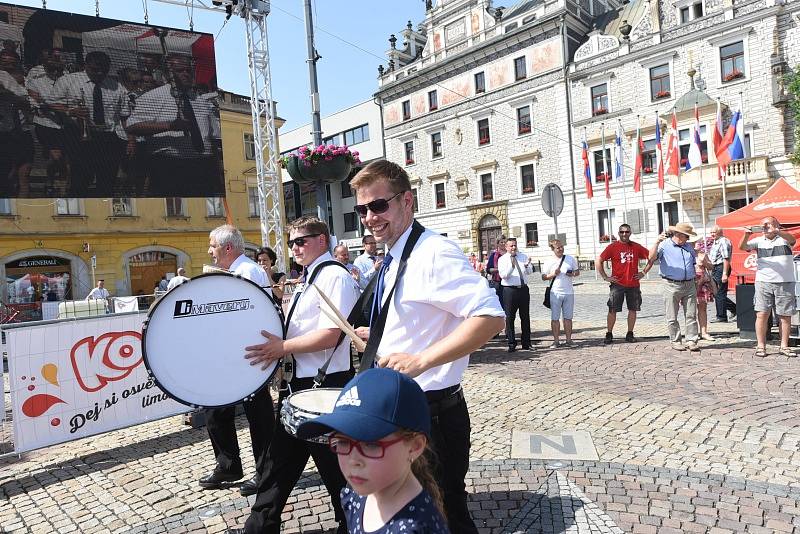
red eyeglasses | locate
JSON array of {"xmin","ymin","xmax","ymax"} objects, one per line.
[{"xmin": 327, "ymin": 435, "xmax": 405, "ymax": 459}]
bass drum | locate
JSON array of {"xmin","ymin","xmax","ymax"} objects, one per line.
[{"xmin": 142, "ymin": 272, "xmax": 282, "ymax": 408}]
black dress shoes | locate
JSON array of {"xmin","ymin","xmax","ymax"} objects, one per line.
[
  {"xmin": 507, "ymin": 346, "xmax": 517, "ymax": 353},
  {"xmin": 199, "ymin": 468, "xmax": 244, "ymax": 489},
  {"xmin": 239, "ymin": 475, "xmax": 259, "ymax": 496}
]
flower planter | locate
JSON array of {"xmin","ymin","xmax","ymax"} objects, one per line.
[{"xmin": 284, "ymin": 154, "xmax": 353, "ymax": 185}]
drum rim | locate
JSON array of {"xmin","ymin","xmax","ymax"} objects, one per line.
[{"xmin": 142, "ymin": 271, "xmax": 282, "ymax": 409}]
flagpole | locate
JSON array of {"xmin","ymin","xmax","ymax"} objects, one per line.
[
  {"xmin": 740, "ymin": 91, "xmax": 751, "ymax": 204},
  {"xmin": 619, "ymin": 126, "xmax": 629, "ymax": 224},
  {"xmin": 696, "ymin": 102, "xmax": 707, "ymax": 242},
  {"xmin": 602, "ymin": 122, "xmax": 612, "ymax": 238},
  {"xmin": 658, "ymin": 111, "xmax": 665, "ymax": 239},
  {"xmin": 717, "ymin": 97, "xmax": 729, "ymax": 214},
  {"xmin": 639, "ymin": 115, "xmax": 648, "ymax": 248},
  {"xmin": 584, "ymin": 126, "xmax": 598, "ymax": 280}
]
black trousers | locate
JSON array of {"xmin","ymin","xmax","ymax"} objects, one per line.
[
  {"xmin": 63, "ymin": 130, "xmax": 124, "ymax": 197},
  {"xmin": 712, "ymin": 264, "xmax": 737, "ymax": 320},
  {"xmin": 245, "ymin": 370, "xmax": 354, "ymax": 534},
  {"xmin": 503, "ymin": 285, "xmax": 531, "ymax": 348},
  {"xmin": 147, "ymin": 154, "xmax": 223, "ymax": 197},
  {"xmin": 205, "ymin": 386, "xmax": 275, "ymax": 477},
  {"xmin": 428, "ymin": 389, "xmax": 478, "ymax": 534}
]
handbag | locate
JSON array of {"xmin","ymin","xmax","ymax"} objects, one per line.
[{"xmin": 543, "ymin": 256, "xmax": 566, "ymax": 309}]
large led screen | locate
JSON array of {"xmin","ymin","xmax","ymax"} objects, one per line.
[{"xmin": 0, "ymin": 3, "xmax": 223, "ymax": 198}]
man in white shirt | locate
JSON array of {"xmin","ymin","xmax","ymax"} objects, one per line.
[
  {"xmin": 85, "ymin": 279, "xmax": 110, "ymax": 311},
  {"xmin": 348, "ymin": 160, "xmax": 505, "ymax": 534},
  {"xmin": 126, "ymin": 54, "xmax": 222, "ymax": 197},
  {"xmin": 231, "ymin": 216, "xmax": 360, "ymax": 534},
  {"xmin": 0, "ymin": 52, "xmax": 33, "ymax": 197},
  {"xmin": 27, "ymin": 48, "xmax": 67, "ymax": 186},
  {"xmin": 200, "ymin": 225, "xmax": 274, "ymax": 498},
  {"xmin": 166, "ymin": 267, "xmax": 189, "ymax": 290},
  {"xmin": 334, "ymin": 243, "xmax": 365, "ymax": 289},
  {"xmin": 48, "ymin": 51, "xmax": 128, "ymax": 196},
  {"xmin": 352, "ymin": 234, "xmax": 382, "ymax": 287},
  {"xmin": 739, "ymin": 216, "xmax": 797, "ymax": 358},
  {"xmin": 498, "ymin": 237, "xmax": 533, "ymax": 352}
]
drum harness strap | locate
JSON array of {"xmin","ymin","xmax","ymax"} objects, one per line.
[
  {"xmin": 340, "ymin": 220, "xmax": 426, "ymax": 374},
  {"xmin": 282, "ymin": 260, "xmax": 351, "ymax": 391}
]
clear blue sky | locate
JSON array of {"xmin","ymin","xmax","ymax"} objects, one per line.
[{"xmin": 11, "ymin": 0, "xmax": 426, "ymax": 131}]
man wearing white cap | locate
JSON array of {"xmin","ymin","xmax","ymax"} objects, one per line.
[{"xmin": 649, "ymin": 222, "xmax": 700, "ymax": 352}]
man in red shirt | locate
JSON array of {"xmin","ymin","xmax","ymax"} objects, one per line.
[{"xmin": 597, "ymin": 224, "xmax": 653, "ymax": 344}]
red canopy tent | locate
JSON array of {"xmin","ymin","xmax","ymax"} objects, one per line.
[{"xmin": 715, "ymin": 178, "xmax": 800, "ymax": 283}]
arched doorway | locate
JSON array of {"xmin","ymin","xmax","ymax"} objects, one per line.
[
  {"xmin": 122, "ymin": 246, "xmax": 190, "ymax": 297},
  {"xmin": 478, "ymin": 215, "xmax": 503, "ymax": 262}
]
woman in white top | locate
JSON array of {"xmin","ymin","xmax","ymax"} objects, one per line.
[{"xmin": 541, "ymin": 239, "xmax": 580, "ymax": 348}]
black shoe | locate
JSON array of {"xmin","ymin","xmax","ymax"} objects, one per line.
[
  {"xmin": 521, "ymin": 346, "xmax": 532, "ymax": 351},
  {"xmin": 604, "ymin": 332, "xmax": 613, "ymax": 344},
  {"xmin": 239, "ymin": 475, "xmax": 259, "ymax": 497},
  {"xmin": 625, "ymin": 331, "xmax": 636, "ymax": 343},
  {"xmin": 199, "ymin": 468, "xmax": 244, "ymax": 489},
  {"xmin": 507, "ymin": 346, "xmax": 517, "ymax": 353},
  {"xmin": 710, "ymin": 317, "xmax": 728, "ymax": 323}
]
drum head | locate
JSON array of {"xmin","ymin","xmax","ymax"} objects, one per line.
[
  {"xmin": 289, "ymin": 388, "xmax": 341, "ymax": 415},
  {"xmin": 142, "ymin": 273, "xmax": 282, "ymax": 408}
]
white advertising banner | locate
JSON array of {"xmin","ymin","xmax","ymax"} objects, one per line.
[{"xmin": 7, "ymin": 313, "xmax": 188, "ymax": 453}]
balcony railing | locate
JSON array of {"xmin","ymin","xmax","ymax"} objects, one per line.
[{"xmin": 666, "ymin": 156, "xmax": 770, "ymax": 194}]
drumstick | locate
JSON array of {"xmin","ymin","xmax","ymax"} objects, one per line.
[{"xmin": 308, "ymin": 282, "xmax": 367, "ymax": 352}]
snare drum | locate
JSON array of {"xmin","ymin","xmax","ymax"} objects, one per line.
[
  {"xmin": 142, "ymin": 272, "xmax": 283, "ymax": 408},
  {"xmin": 280, "ymin": 388, "xmax": 342, "ymax": 443}
]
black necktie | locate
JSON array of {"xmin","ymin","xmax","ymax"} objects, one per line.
[
  {"xmin": 92, "ymin": 83, "xmax": 105, "ymax": 125},
  {"xmin": 181, "ymin": 93, "xmax": 204, "ymax": 153},
  {"xmin": 512, "ymin": 257, "xmax": 525, "ymax": 285}
]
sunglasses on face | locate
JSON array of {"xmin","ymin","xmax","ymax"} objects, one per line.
[
  {"xmin": 618, "ymin": 231, "xmax": 631, "ymax": 234},
  {"xmin": 327, "ymin": 435, "xmax": 405, "ymax": 459},
  {"xmin": 287, "ymin": 233, "xmax": 322, "ymax": 247},
  {"xmin": 354, "ymin": 191, "xmax": 404, "ymax": 217}
]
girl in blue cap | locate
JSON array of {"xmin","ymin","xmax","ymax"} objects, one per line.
[{"xmin": 297, "ymin": 367, "xmax": 450, "ymax": 533}]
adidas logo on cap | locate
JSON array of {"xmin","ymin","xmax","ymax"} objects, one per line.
[{"xmin": 336, "ymin": 386, "xmax": 361, "ymax": 407}]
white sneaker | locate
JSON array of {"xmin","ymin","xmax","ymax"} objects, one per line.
[{"xmin": 671, "ymin": 342, "xmax": 686, "ymax": 351}]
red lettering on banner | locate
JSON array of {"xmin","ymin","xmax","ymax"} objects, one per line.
[{"xmin": 70, "ymin": 331, "xmax": 143, "ymax": 392}]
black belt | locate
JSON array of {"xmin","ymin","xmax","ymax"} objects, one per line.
[
  {"xmin": 662, "ymin": 277, "xmax": 693, "ymax": 282},
  {"xmin": 502, "ymin": 285, "xmax": 527, "ymax": 289},
  {"xmin": 425, "ymin": 385, "xmax": 464, "ymax": 416}
]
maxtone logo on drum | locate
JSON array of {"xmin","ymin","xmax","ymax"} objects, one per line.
[{"xmin": 173, "ymin": 299, "xmax": 252, "ymax": 318}]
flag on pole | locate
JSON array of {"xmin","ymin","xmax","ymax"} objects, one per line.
[
  {"xmin": 665, "ymin": 110, "xmax": 679, "ymax": 176},
  {"xmin": 601, "ymin": 127, "xmax": 611, "ymax": 199},
  {"xmin": 655, "ymin": 116, "xmax": 664, "ymax": 190},
  {"xmin": 686, "ymin": 103, "xmax": 703, "ymax": 170},
  {"xmin": 633, "ymin": 125, "xmax": 644, "ymax": 193},
  {"xmin": 716, "ymin": 110, "xmax": 745, "ymax": 166},
  {"xmin": 581, "ymin": 138, "xmax": 593, "ymax": 199},
  {"xmin": 614, "ymin": 124, "xmax": 625, "ymax": 184},
  {"xmin": 714, "ymin": 100, "xmax": 725, "ymax": 181}
]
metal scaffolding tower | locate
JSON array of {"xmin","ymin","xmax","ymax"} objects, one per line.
[{"xmin": 151, "ymin": 0, "xmax": 285, "ymax": 269}]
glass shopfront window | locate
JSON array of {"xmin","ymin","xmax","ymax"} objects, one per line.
[{"xmin": 5, "ymin": 256, "xmax": 73, "ymax": 321}]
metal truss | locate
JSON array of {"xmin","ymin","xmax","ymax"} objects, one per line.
[{"xmin": 150, "ymin": 0, "xmax": 285, "ymax": 270}]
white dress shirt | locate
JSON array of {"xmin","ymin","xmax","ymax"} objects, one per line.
[
  {"xmin": 127, "ymin": 84, "xmax": 219, "ymax": 158},
  {"xmin": 0, "ymin": 71, "xmax": 27, "ymax": 133},
  {"xmin": 353, "ymin": 252, "xmax": 379, "ymax": 286},
  {"xmin": 27, "ymin": 74, "xmax": 62, "ymax": 129},
  {"xmin": 49, "ymin": 72, "xmax": 129, "ymax": 139},
  {"xmin": 498, "ymin": 252, "xmax": 531, "ymax": 287},
  {"xmin": 166, "ymin": 275, "xmax": 190, "ymax": 290},
  {"xmin": 229, "ymin": 253, "xmax": 271, "ymax": 295},
  {"xmin": 286, "ymin": 252, "xmax": 360, "ymax": 378},
  {"xmin": 86, "ymin": 287, "xmax": 110, "ymax": 300},
  {"xmin": 375, "ymin": 224, "xmax": 505, "ymax": 391}
]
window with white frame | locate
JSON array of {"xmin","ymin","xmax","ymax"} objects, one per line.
[
  {"xmin": 402, "ymin": 100, "xmax": 411, "ymax": 121},
  {"xmin": 649, "ymin": 64, "xmax": 671, "ymax": 100},
  {"xmin": 474, "ymin": 71, "xmax": 486, "ymax": 94},
  {"xmin": 412, "ymin": 188, "xmax": 419, "ymax": 213},
  {"xmin": 520, "ymin": 164, "xmax": 535, "ymax": 194},
  {"xmin": 591, "ymin": 83, "xmax": 608, "ymax": 116},
  {"xmin": 517, "ymin": 105, "xmax": 532, "ymax": 135},
  {"xmin": 206, "ymin": 197, "xmax": 224, "ymax": 217},
  {"xmin": 679, "ymin": 125, "xmax": 708, "ymax": 165},
  {"xmin": 56, "ymin": 198, "xmax": 80, "ymax": 215},
  {"xmin": 679, "ymin": 1, "xmax": 703, "ymax": 23},
  {"xmin": 598, "ymin": 209, "xmax": 617, "ymax": 241},
  {"xmin": 656, "ymin": 201, "xmax": 679, "ymax": 233},
  {"xmin": 593, "ymin": 148, "xmax": 612, "ymax": 183},
  {"xmin": 340, "ymin": 178, "xmax": 353, "ymax": 199},
  {"xmin": 343, "ymin": 212, "xmax": 358, "ymax": 232},
  {"xmin": 0, "ymin": 198, "xmax": 11, "ymax": 215},
  {"xmin": 165, "ymin": 198, "xmax": 186, "ymax": 217},
  {"xmin": 112, "ymin": 197, "xmax": 133, "ymax": 216},
  {"xmin": 641, "ymin": 139, "xmax": 657, "ymax": 174},
  {"xmin": 404, "ymin": 140, "xmax": 415, "ymax": 165},
  {"xmin": 428, "ymin": 90, "xmax": 438, "ymax": 111},
  {"xmin": 434, "ymin": 182, "xmax": 446, "ymax": 209},
  {"xmin": 244, "ymin": 133, "xmax": 256, "ymax": 160},
  {"xmin": 480, "ymin": 173, "xmax": 494, "ymax": 201},
  {"xmin": 322, "ymin": 134, "xmax": 338, "ymax": 145},
  {"xmin": 477, "ymin": 118, "xmax": 491, "ymax": 146},
  {"xmin": 431, "ymin": 131, "xmax": 443, "ymax": 158},
  {"xmin": 248, "ymin": 186, "xmax": 261, "ymax": 217},
  {"xmin": 720, "ymin": 41, "xmax": 745, "ymax": 82},
  {"xmin": 525, "ymin": 222, "xmax": 539, "ymax": 247}
]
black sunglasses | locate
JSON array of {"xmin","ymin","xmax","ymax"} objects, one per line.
[
  {"xmin": 354, "ymin": 191, "xmax": 404, "ymax": 217},
  {"xmin": 287, "ymin": 233, "xmax": 322, "ymax": 247}
]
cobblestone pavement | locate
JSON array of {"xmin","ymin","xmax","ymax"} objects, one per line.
[{"xmin": 2, "ymin": 283, "xmax": 799, "ymax": 533}]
